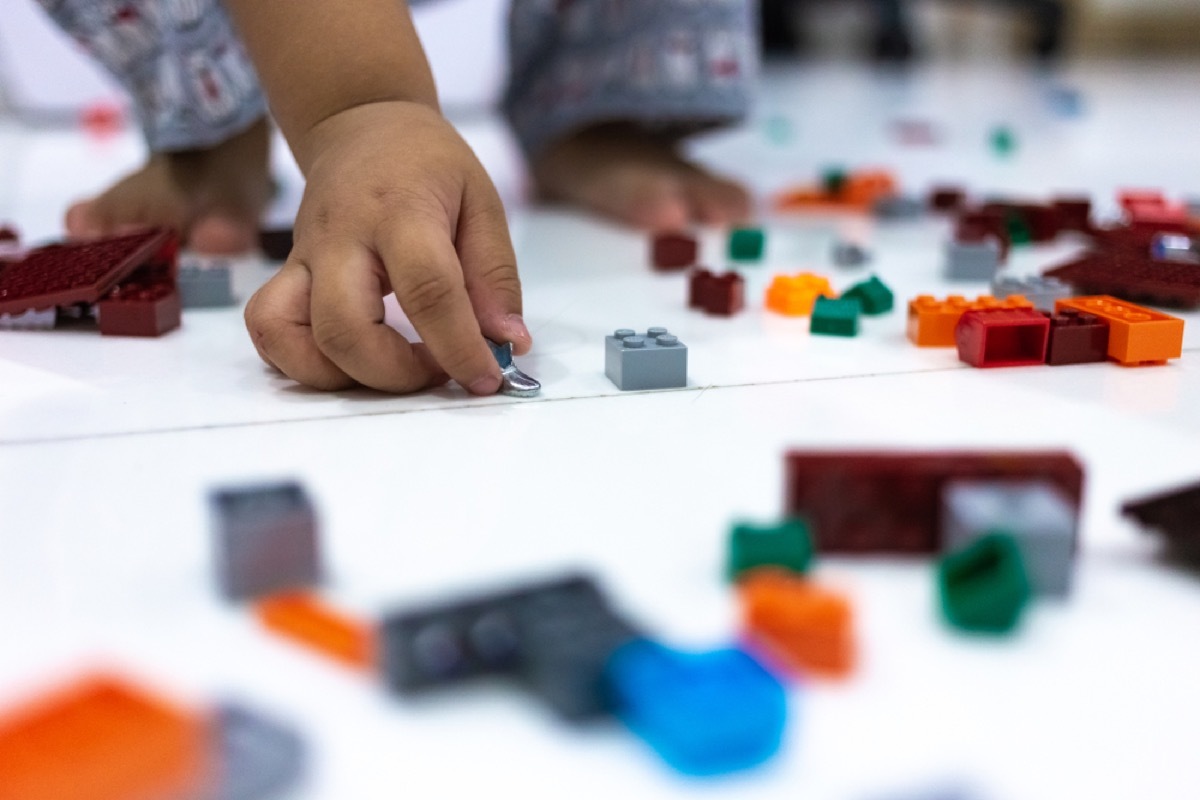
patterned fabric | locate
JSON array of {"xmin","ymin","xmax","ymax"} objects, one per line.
[{"xmin": 35, "ymin": 0, "xmax": 755, "ymax": 157}]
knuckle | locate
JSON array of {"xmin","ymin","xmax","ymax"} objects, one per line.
[
  {"xmin": 473, "ymin": 260, "xmax": 522, "ymax": 303},
  {"xmin": 312, "ymin": 318, "xmax": 365, "ymax": 360},
  {"xmin": 401, "ymin": 272, "xmax": 458, "ymax": 322}
]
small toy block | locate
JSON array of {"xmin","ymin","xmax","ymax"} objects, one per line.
[
  {"xmin": 727, "ymin": 519, "xmax": 814, "ymax": 580},
  {"xmin": 688, "ymin": 269, "xmax": 745, "ymax": 316},
  {"xmin": 738, "ymin": 571, "xmax": 855, "ymax": 678},
  {"xmin": 0, "ymin": 674, "xmax": 210, "ymax": 800},
  {"xmin": 765, "ymin": 273, "xmax": 836, "ymax": 316},
  {"xmin": 0, "ymin": 307, "xmax": 56, "ymax": 330},
  {"xmin": 938, "ymin": 533, "xmax": 1031, "ymax": 634},
  {"xmin": 1122, "ymin": 480, "xmax": 1200, "ymax": 563},
  {"xmin": 990, "ymin": 275, "xmax": 1072, "ymax": 312},
  {"xmin": 928, "ymin": 186, "xmax": 966, "ymax": 212},
  {"xmin": 810, "ymin": 296, "xmax": 861, "ymax": 337},
  {"xmin": 651, "ymin": 232, "xmax": 698, "ymax": 271},
  {"xmin": 1044, "ymin": 309, "xmax": 1109, "ymax": 365},
  {"xmin": 955, "ymin": 208, "xmax": 1011, "ymax": 260},
  {"xmin": 177, "ymin": 259, "xmax": 235, "ymax": 308},
  {"xmin": 942, "ymin": 480, "xmax": 1077, "ymax": 596},
  {"xmin": 988, "ymin": 126, "xmax": 1016, "ymax": 157},
  {"xmin": 0, "ymin": 229, "xmax": 175, "ymax": 317},
  {"xmin": 254, "ymin": 592, "xmax": 377, "ymax": 671},
  {"xmin": 605, "ymin": 328, "xmax": 688, "ymax": 391},
  {"xmin": 774, "ymin": 169, "xmax": 898, "ymax": 214},
  {"xmin": 0, "ymin": 225, "xmax": 18, "ymax": 243},
  {"xmin": 871, "ymin": 195, "xmax": 924, "ymax": 220},
  {"xmin": 906, "ymin": 295, "xmax": 1032, "ymax": 347},
  {"xmin": 380, "ymin": 573, "xmax": 639, "ymax": 721},
  {"xmin": 210, "ymin": 481, "xmax": 322, "ymax": 602},
  {"xmin": 783, "ymin": 450, "xmax": 1085, "ymax": 555},
  {"xmin": 1054, "ymin": 296, "xmax": 1183, "ymax": 365},
  {"xmin": 604, "ymin": 640, "xmax": 787, "ymax": 776},
  {"xmin": 1044, "ymin": 248, "xmax": 1200, "ymax": 309},
  {"xmin": 96, "ymin": 278, "xmax": 182, "ymax": 337},
  {"xmin": 728, "ymin": 227, "xmax": 766, "ymax": 262},
  {"xmin": 1151, "ymin": 233, "xmax": 1199, "ymax": 263},
  {"xmin": 832, "ymin": 240, "xmax": 870, "ymax": 267},
  {"xmin": 258, "ymin": 228, "xmax": 294, "ymax": 261},
  {"xmin": 213, "ymin": 702, "xmax": 307, "ymax": 800},
  {"xmin": 944, "ymin": 239, "xmax": 1002, "ymax": 281},
  {"xmin": 980, "ymin": 201, "xmax": 1061, "ymax": 243},
  {"xmin": 954, "ymin": 307, "xmax": 1049, "ymax": 368},
  {"xmin": 842, "ymin": 275, "xmax": 894, "ymax": 315},
  {"xmin": 1052, "ymin": 197, "xmax": 1093, "ymax": 232}
]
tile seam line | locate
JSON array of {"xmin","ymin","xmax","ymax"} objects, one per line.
[{"xmin": 0, "ymin": 366, "xmax": 966, "ymax": 447}]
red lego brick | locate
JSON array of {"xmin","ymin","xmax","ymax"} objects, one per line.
[
  {"xmin": 0, "ymin": 226, "xmax": 18, "ymax": 244},
  {"xmin": 955, "ymin": 307, "xmax": 1050, "ymax": 368},
  {"xmin": 783, "ymin": 451, "xmax": 1084, "ymax": 555},
  {"xmin": 651, "ymin": 233, "xmax": 699, "ymax": 271},
  {"xmin": 1044, "ymin": 248, "xmax": 1200, "ymax": 309},
  {"xmin": 688, "ymin": 269, "xmax": 745, "ymax": 316},
  {"xmin": 1052, "ymin": 197, "xmax": 1092, "ymax": 232},
  {"xmin": 1044, "ymin": 309, "xmax": 1109, "ymax": 365},
  {"xmin": 97, "ymin": 276, "xmax": 182, "ymax": 337},
  {"xmin": 928, "ymin": 186, "xmax": 965, "ymax": 212},
  {"xmin": 0, "ymin": 229, "xmax": 175, "ymax": 317}
]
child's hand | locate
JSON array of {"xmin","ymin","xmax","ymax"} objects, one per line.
[{"xmin": 244, "ymin": 101, "xmax": 530, "ymax": 394}]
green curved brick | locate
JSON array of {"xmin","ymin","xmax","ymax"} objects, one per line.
[
  {"xmin": 937, "ymin": 532, "xmax": 1031, "ymax": 634},
  {"xmin": 842, "ymin": 275, "xmax": 894, "ymax": 315},
  {"xmin": 728, "ymin": 228, "xmax": 766, "ymax": 263},
  {"xmin": 727, "ymin": 518, "xmax": 814, "ymax": 580},
  {"xmin": 810, "ymin": 296, "xmax": 861, "ymax": 337}
]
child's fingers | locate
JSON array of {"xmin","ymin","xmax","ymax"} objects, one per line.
[
  {"xmin": 458, "ymin": 174, "xmax": 531, "ymax": 356},
  {"xmin": 306, "ymin": 239, "xmax": 449, "ymax": 394},
  {"xmin": 243, "ymin": 261, "xmax": 357, "ymax": 391},
  {"xmin": 375, "ymin": 214, "xmax": 503, "ymax": 395}
]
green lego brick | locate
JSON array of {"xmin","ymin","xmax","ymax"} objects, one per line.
[
  {"xmin": 937, "ymin": 532, "xmax": 1031, "ymax": 635},
  {"xmin": 841, "ymin": 275, "xmax": 894, "ymax": 315},
  {"xmin": 821, "ymin": 167, "xmax": 848, "ymax": 196},
  {"xmin": 809, "ymin": 296, "xmax": 861, "ymax": 337},
  {"xmin": 728, "ymin": 228, "xmax": 766, "ymax": 263},
  {"xmin": 989, "ymin": 126, "xmax": 1016, "ymax": 157},
  {"xmin": 1005, "ymin": 213, "xmax": 1032, "ymax": 246},
  {"xmin": 727, "ymin": 518, "xmax": 814, "ymax": 580}
]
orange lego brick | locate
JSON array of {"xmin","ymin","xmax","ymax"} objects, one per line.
[
  {"xmin": 738, "ymin": 571, "xmax": 855, "ymax": 679},
  {"xmin": 1054, "ymin": 295, "xmax": 1184, "ymax": 365},
  {"xmin": 774, "ymin": 170, "xmax": 898, "ymax": 214},
  {"xmin": 255, "ymin": 591, "xmax": 378, "ymax": 671},
  {"xmin": 765, "ymin": 273, "xmax": 837, "ymax": 316},
  {"xmin": 0, "ymin": 673, "xmax": 210, "ymax": 800},
  {"xmin": 906, "ymin": 294, "xmax": 1033, "ymax": 347}
]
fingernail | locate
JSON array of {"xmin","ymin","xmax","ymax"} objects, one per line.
[
  {"xmin": 469, "ymin": 373, "xmax": 503, "ymax": 396},
  {"xmin": 504, "ymin": 314, "xmax": 531, "ymax": 344}
]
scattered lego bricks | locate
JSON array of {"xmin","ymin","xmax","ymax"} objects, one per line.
[
  {"xmin": 1044, "ymin": 309, "xmax": 1109, "ymax": 366},
  {"xmin": 1122, "ymin": 480, "xmax": 1200, "ymax": 564},
  {"xmin": 941, "ymin": 480, "xmax": 1077, "ymax": 597},
  {"xmin": 842, "ymin": 275, "xmax": 894, "ymax": 315},
  {"xmin": 954, "ymin": 307, "xmax": 1049, "ymax": 368},
  {"xmin": 604, "ymin": 328, "xmax": 688, "ymax": 391},
  {"xmin": 728, "ymin": 227, "xmax": 766, "ymax": 262},
  {"xmin": 774, "ymin": 169, "xmax": 897, "ymax": 214},
  {"xmin": 954, "ymin": 208, "xmax": 1011, "ymax": 261},
  {"xmin": 651, "ymin": 232, "xmax": 698, "ymax": 271},
  {"xmin": 783, "ymin": 450, "xmax": 1085, "ymax": 555},
  {"xmin": 689, "ymin": 269, "xmax": 745, "ymax": 316},
  {"xmin": 1054, "ymin": 296, "xmax": 1183, "ymax": 365},
  {"xmin": 990, "ymin": 275, "xmax": 1072, "ymax": 312},
  {"xmin": 907, "ymin": 294, "xmax": 1032, "ymax": 347},
  {"xmin": 727, "ymin": 519, "xmax": 814, "ymax": 580},
  {"xmin": 765, "ymin": 272, "xmax": 836, "ymax": 316},
  {"xmin": 254, "ymin": 592, "xmax": 378, "ymax": 671},
  {"xmin": 738, "ymin": 571, "xmax": 856, "ymax": 679},
  {"xmin": 210, "ymin": 481, "xmax": 323, "ymax": 602},
  {"xmin": 938, "ymin": 533, "xmax": 1031, "ymax": 634},
  {"xmin": 810, "ymin": 296, "xmax": 861, "ymax": 337}
]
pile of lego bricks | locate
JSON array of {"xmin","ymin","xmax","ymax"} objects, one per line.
[{"xmin": 0, "ymin": 228, "xmax": 182, "ymax": 336}]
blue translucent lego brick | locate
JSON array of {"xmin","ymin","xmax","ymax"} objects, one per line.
[
  {"xmin": 605, "ymin": 640, "xmax": 788, "ymax": 776},
  {"xmin": 605, "ymin": 328, "xmax": 688, "ymax": 391}
]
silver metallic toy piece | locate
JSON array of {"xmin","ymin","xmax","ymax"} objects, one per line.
[{"xmin": 487, "ymin": 339, "xmax": 541, "ymax": 398}]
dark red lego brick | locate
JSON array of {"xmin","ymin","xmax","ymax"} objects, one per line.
[
  {"xmin": 98, "ymin": 275, "xmax": 181, "ymax": 337},
  {"xmin": 783, "ymin": 451, "xmax": 1084, "ymax": 555},
  {"xmin": 955, "ymin": 209, "xmax": 1011, "ymax": 261},
  {"xmin": 928, "ymin": 186, "xmax": 966, "ymax": 212},
  {"xmin": 688, "ymin": 269, "xmax": 745, "ymax": 316},
  {"xmin": 0, "ymin": 229, "xmax": 175, "ymax": 316},
  {"xmin": 955, "ymin": 307, "xmax": 1050, "ymax": 368},
  {"xmin": 258, "ymin": 228, "xmax": 294, "ymax": 261},
  {"xmin": 1044, "ymin": 309, "xmax": 1109, "ymax": 365},
  {"xmin": 651, "ymin": 233, "xmax": 698, "ymax": 271},
  {"xmin": 1043, "ymin": 247, "xmax": 1200, "ymax": 309},
  {"xmin": 1122, "ymin": 481, "xmax": 1200, "ymax": 564},
  {"xmin": 0, "ymin": 226, "xmax": 18, "ymax": 243},
  {"xmin": 980, "ymin": 201, "xmax": 1061, "ymax": 243},
  {"xmin": 1052, "ymin": 197, "xmax": 1092, "ymax": 232}
]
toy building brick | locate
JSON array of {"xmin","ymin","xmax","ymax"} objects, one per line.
[
  {"xmin": 775, "ymin": 169, "xmax": 897, "ymax": 214},
  {"xmin": 1044, "ymin": 309, "xmax": 1109, "ymax": 365},
  {"xmin": 1054, "ymin": 296, "xmax": 1183, "ymax": 365},
  {"xmin": 842, "ymin": 275, "xmax": 893, "ymax": 315},
  {"xmin": 652, "ymin": 233, "xmax": 698, "ymax": 271},
  {"xmin": 810, "ymin": 296, "xmax": 861, "ymax": 337},
  {"xmin": 871, "ymin": 195, "xmax": 924, "ymax": 220},
  {"xmin": 738, "ymin": 571, "xmax": 855, "ymax": 678},
  {"xmin": 832, "ymin": 241, "xmax": 870, "ymax": 267},
  {"xmin": 944, "ymin": 239, "xmax": 1002, "ymax": 281},
  {"xmin": 765, "ymin": 273, "xmax": 836, "ymax": 316},
  {"xmin": 783, "ymin": 450, "xmax": 1084, "ymax": 555},
  {"xmin": 605, "ymin": 328, "xmax": 687, "ymax": 391},
  {"xmin": 980, "ymin": 201, "xmax": 1061, "ymax": 243},
  {"xmin": 941, "ymin": 479, "xmax": 1077, "ymax": 596},
  {"xmin": 254, "ymin": 592, "xmax": 376, "ymax": 670},
  {"xmin": 177, "ymin": 259, "xmax": 235, "ymax": 308},
  {"xmin": 955, "ymin": 208, "xmax": 1011, "ymax": 260},
  {"xmin": 1044, "ymin": 249, "xmax": 1200, "ymax": 310},
  {"xmin": 928, "ymin": 186, "xmax": 966, "ymax": 212},
  {"xmin": 96, "ymin": 274, "xmax": 181, "ymax": 337},
  {"xmin": 728, "ymin": 227, "xmax": 765, "ymax": 262},
  {"xmin": 212, "ymin": 702, "xmax": 307, "ymax": 800},
  {"xmin": 1122, "ymin": 480, "xmax": 1200, "ymax": 563},
  {"xmin": 907, "ymin": 294, "xmax": 1033, "ymax": 347},
  {"xmin": 258, "ymin": 228, "xmax": 294, "ymax": 261},
  {"xmin": 938, "ymin": 533, "xmax": 1031, "ymax": 634},
  {"xmin": 727, "ymin": 518, "xmax": 814, "ymax": 580},
  {"xmin": 688, "ymin": 269, "xmax": 744, "ymax": 316},
  {"xmin": 991, "ymin": 275, "xmax": 1072, "ymax": 312},
  {"xmin": 210, "ymin": 481, "xmax": 322, "ymax": 602},
  {"xmin": 955, "ymin": 307, "xmax": 1050, "ymax": 368},
  {"xmin": 1052, "ymin": 197, "xmax": 1093, "ymax": 232}
]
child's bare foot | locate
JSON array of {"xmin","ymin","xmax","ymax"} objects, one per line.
[
  {"xmin": 531, "ymin": 123, "xmax": 751, "ymax": 231},
  {"xmin": 65, "ymin": 118, "xmax": 272, "ymax": 254}
]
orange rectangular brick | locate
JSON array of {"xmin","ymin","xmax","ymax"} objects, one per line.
[
  {"xmin": 0, "ymin": 673, "xmax": 210, "ymax": 800},
  {"xmin": 738, "ymin": 571, "xmax": 855, "ymax": 679},
  {"xmin": 1055, "ymin": 295, "xmax": 1184, "ymax": 365},
  {"xmin": 255, "ymin": 592, "xmax": 377, "ymax": 671},
  {"xmin": 907, "ymin": 294, "xmax": 1032, "ymax": 347}
]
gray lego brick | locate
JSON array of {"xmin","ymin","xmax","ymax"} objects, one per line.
[
  {"xmin": 605, "ymin": 328, "xmax": 687, "ymax": 391},
  {"xmin": 211, "ymin": 702, "xmax": 307, "ymax": 800},
  {"xmin": 941, "ymin": 479, "xmax": 1077, "ymax": 597},
  {"xmin": 210, "ymin": 481, "xmax": 322, "ymax": 602},
  {"xmin": 178, "ymin": 261, "xmax": 236, "ymax": 308},
  {"xmin": 992, "ymin": 274, "xmax": 1072, "ymax": 312},
  {"xmin": 872, "ymin": 195, "xmax": 924, "ymax": 220},
  {"xmin": 944, "ymin": 240, "xmax": 1001, "ymax": 281}
]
